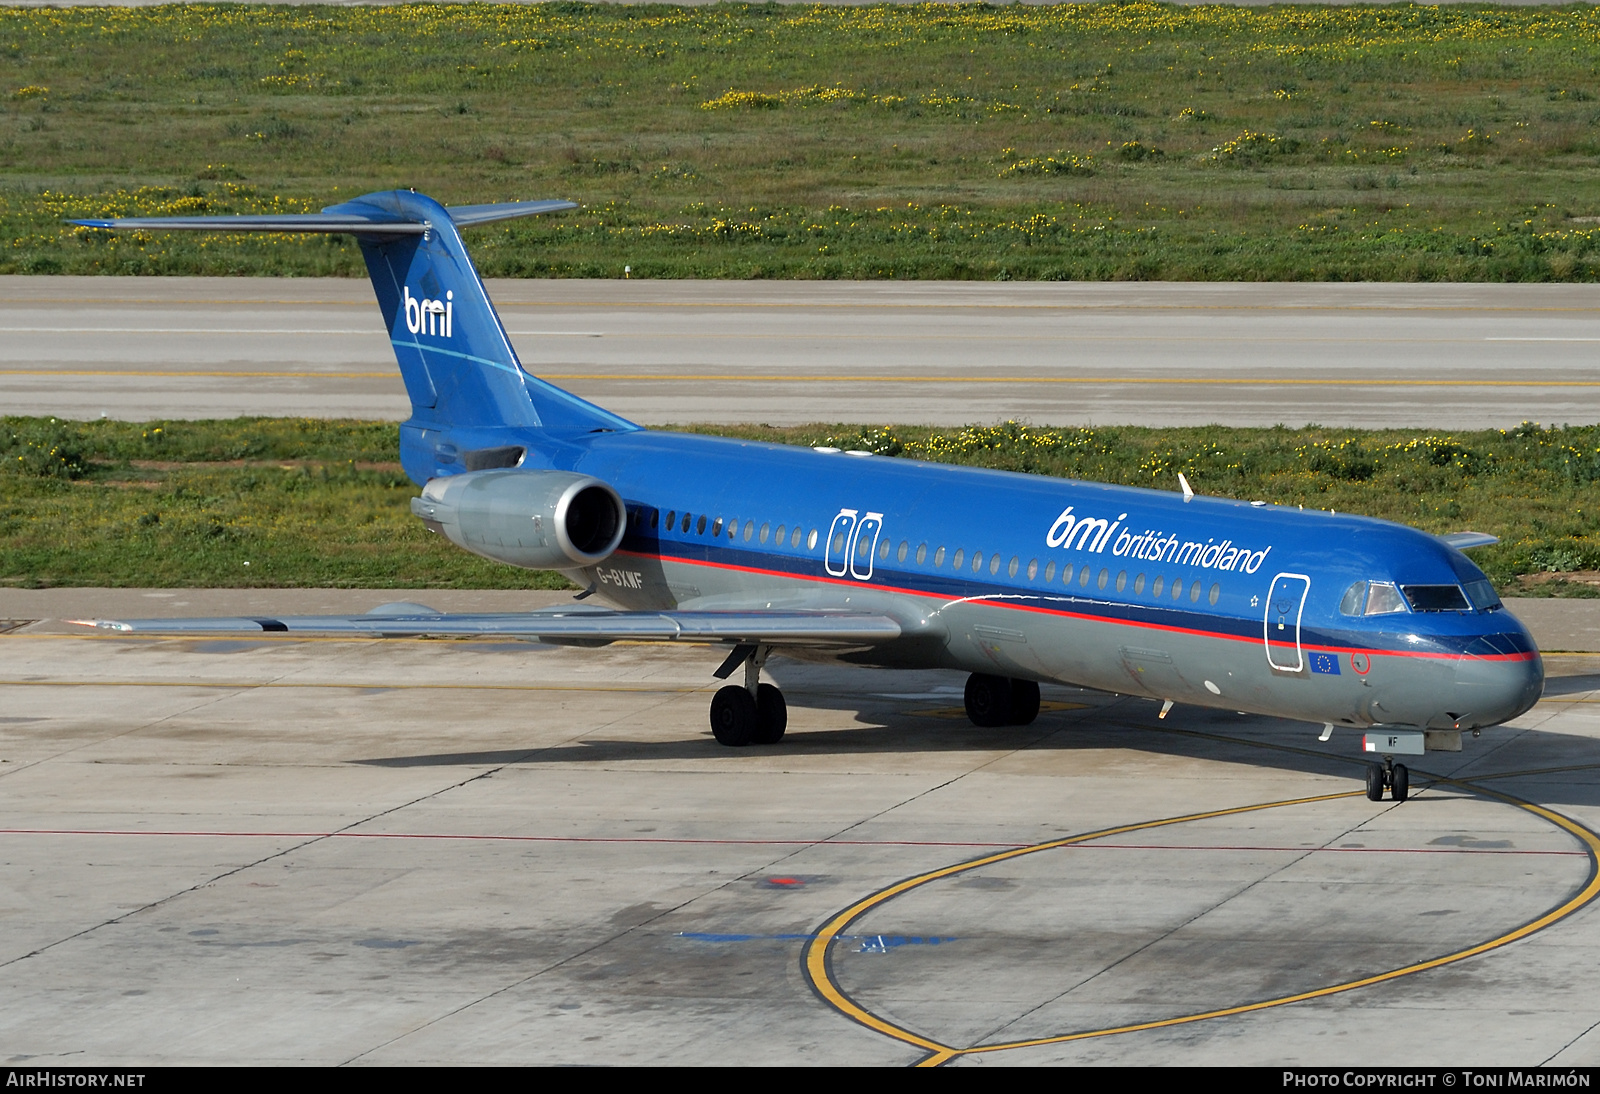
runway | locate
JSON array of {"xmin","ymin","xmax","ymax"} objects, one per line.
[
  {"xmin": 6, "ymin": 277, "xmax": 1600, "ymax": 429},
  {"xmin": 3, "ymin": 591, "xmax": 1600, "ymax": 1065}
]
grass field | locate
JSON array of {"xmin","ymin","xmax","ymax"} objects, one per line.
[
  {"xmin": 5, "ymin": 3, "xmax": 1600, "ymax": 279},
  {"xmin": 5, "ymin": 415, "xmax": 1600, "ymax": 594}
]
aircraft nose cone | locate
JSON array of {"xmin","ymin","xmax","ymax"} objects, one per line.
[{"xmin": 1454, "ymin": 646, "xmax": 1543, "ymax": 729}]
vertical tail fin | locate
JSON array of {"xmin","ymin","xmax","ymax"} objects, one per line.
[
  {"xmin": 324, "ymin": 191, "xmax": 634, "ymax": 436},
  {"xmin": 71, "ymin": 189, "xmax": 636, "ymax": 439}
]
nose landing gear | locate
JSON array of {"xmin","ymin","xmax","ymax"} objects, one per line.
[{"xmin": 1365, "ymin": 756, "xmax": 1409, "ymax": 803}]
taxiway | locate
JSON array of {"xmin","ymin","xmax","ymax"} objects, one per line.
[
  {"xmin": 2, "ymin": 591, "xmax": 1599, "ymax": 1065},
  {"xmin": 4, "ymin": 277, "xmax": 1600, "ymax": 428}
]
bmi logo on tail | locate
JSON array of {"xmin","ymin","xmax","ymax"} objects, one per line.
[{"xmin": 403, "ymin": 286, "xmax": 453, "ymax": 338}]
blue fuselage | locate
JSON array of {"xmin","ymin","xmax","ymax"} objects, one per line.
[{"xmin": 403, "ymin": 423, "xmax": 1543, "ymax": 734}]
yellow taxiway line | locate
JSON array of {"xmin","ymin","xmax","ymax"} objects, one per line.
[
  {"xmin": 802, "ymin": 776, "xmax": 1600, "ymax": 1066},
  {"xmin": 8, "ymin": 368, "xmax": 1600, "ymax": 388}
]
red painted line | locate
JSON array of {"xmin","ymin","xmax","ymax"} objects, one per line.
[
  {"xmin": 0, "ymin": 828, "xmax": 1025, "ymax": 848},
  {"xmin": 613, "ymin": 548, "xmax": 1533, "ymax": 662},
  {"xmin": 0, "ymin": 829, "xmax": 1580, "ymax": 855}
]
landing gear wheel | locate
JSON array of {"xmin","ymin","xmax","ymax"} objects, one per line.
[
  {"xmin": 1365, "ymin": 763, "xmax": 1385, "ymax": 802},
  {"xmin": 1392, "ymin": 763, "xmax": 1409, "ymax": 803},
  {"xmin": 752, "ymin": 683, "xmax": 787, "ymax": 744},
  {"xmin": 964, "ymin": 673, "xmax": 1014, "ymax": 727},
  {"xmin": 1008, "ymin": 680, "xmax": 1041, "ymax": 726},
  {"xmin": 710, "ymin": 685, "xmax": 757, "ymax": 747}
]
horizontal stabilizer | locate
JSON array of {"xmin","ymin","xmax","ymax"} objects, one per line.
[
  {"xmin": 70, "ymin": 213, "xmax": 428, "ymax": 235},
  {"xmin": 70, "ymin": 198, "xmax": 577, "ymax": 236},
  {"xmin": 443, "ymin": 199, "xmax": 580, "ymax": 228},
  {"xmin": 1439, "ymin": 531, "xmax": 1500, "ymax": 551},
  {"xmin": 67, "ymin": 608, "xmax": 902, "ymax": 647}
]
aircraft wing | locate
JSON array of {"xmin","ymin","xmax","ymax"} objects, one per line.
[{"xmin": 65, "ymin": 606, "xmax": 902, "ymax": 647}]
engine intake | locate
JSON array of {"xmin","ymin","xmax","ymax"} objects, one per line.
[{"xmin": 410, "ymin": 468, "xmax": 626, "ymax": 571}]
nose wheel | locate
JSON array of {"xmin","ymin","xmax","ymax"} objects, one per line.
[{"xmin": 1365, "ymin": 757, "xmax": 1409, "ymax": 803}]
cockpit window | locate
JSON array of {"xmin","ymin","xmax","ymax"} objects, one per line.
[
  {"xmin": 1363, "ymin": 582, "xmax": 1408, "ymax": 615},
  {"xmin": 1402, "ymin": 584, "xmax": 1472, "ymax": 612},
  {"xmin": 1463, "ymin": 579, "xmax": 1502, "ymax": 612},
  {"xmin": 1339, "ymin": 581, "xmax": 1367, "ymax": 616}
]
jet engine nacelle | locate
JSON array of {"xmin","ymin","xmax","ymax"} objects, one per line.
[{"xmin": 410, "ymin": 468, "xmax": 626, "ymax": 571}]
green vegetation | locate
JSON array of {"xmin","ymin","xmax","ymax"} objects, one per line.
[
  {"xmin": 5, "ymin": 3, "xmax": 1600, "ymax": 279},
  {"xmin": 0, "ymin": 417, "xmax": 567, "ymax": 588},
  {"xmin": 5, "ymin": 415, "xmax": 1600, "ymax": 592}
]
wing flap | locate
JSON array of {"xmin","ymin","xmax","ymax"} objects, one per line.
[{"xmin": 66, "ymin": 609, "xmax": 902, "ymax": 646}]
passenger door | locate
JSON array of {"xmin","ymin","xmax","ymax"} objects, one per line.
[{"xmin": 1264, "ymin": 573, "xmax": 1311, "ymax": 672}]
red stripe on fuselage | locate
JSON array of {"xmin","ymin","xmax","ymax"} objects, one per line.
[{"xmin": 610, "ymin": 549, "xmax": 1536, "ymax": 663}]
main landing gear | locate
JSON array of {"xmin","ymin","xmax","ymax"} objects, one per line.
[
  {"xmin": 963, "ymin": 673, "xmax": 1041, "ymax": 728},
  {"xmin": 1365, "ymin": 756, "xmax": 1410, "ymax": 803},
  {"xmin": 709, "ymin": 644, "xmax": 787, "ymax": 747}
]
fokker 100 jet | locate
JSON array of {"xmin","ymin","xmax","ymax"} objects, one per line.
[{"xmin": 69, "ymin": 191, "xmax": 1544, "ymax": 804}]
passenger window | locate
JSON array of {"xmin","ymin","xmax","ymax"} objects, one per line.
[
  {"xmin": 1008, "ymin": 556, "xmax": 1019, "ymax": 578},
  {"xmin": 1044, "ymin": 561, "xmax": 1056, "ymax": 583},
  {"xmin": 744, "ymin": 522, "xmax": 755, "ymax": 542},
  {"xmin": 831, "ymin": 530, "xmax": 846, "ymax": 553},
  {"xmin": 696, "ymin": 514, "xmax": 707, "ymax": 535},
  {"xmin": 1134, "ymin": 573, "xmax": 1146, "ymax": 595},
  {"xmin": 792, "ymin": 526, "xmax": 802, "ymax": 548},
  {"xmin": 1152, "ymin": 575, "xmax": 1165, "ymax": 597},
  {"xmin": 990, "ymin": 554, "xmax": 1001, "ymax": 576},
  {"xmin": 1079, "ymin": 566, "xmax": 1091, "ymax": 588},
  {"xmin": 1116, "ymin": 570, "xmax": 1127, "ymax": 592},
  {"xmin": 1026, "ymin": 558, "xmax": 1038, "ymax": 580},
  {"xmin": 1364, "ymin": 582, "xmax": 1407, "ymax": 615},
  {"xmin": 1190, "ymin": 581, "xmax": 1201, "ymax": 603},
  {"xmin": 665, "ymin": 510, "xmax": 676, "ymax": 531},
  {"xmin": 953, "ymin": 548, "xmax": 965, "ymax": 570},
  {"xmin": 897, "ymin": 541, "xmax": 909, "ymax": 563},
  {"xmin": 916, "ymin": 542, "xmax": 927, "ymax": 565},
  {"xmin": 1097, "ymin": 568, "xmax": 1109, "ymax": 590},
  {"xmin": 934, "ymin": 545, "xmax": 945, "ymax": 567},
  {"xmin": 857, "ymin": 536, "xmax": 872, "ymax": 561},
  {"xmin": 1209, "ymin": 583, "xmax": 1220, "ymax": 606},
  {"xmin": 712, "ymin": 517, "xmax": 723, "ymax": 537},
  {"xmin": 1339, "ymin": 581, "xmax": 1367, "ymax": 616},
  {"xmin": 807, "ymin": 528, "xmax": 819, "ymax": 550},
  {"xmin": 1172, "ymin": 578, "xmax": 1184, "ymax": 600},
  {"xmin": 651, "ymin": 509, "xmax": 660, "ymax": 530},
  {"xmin": 759, "ymin": 522, "xmax": 770, "ymax": 544},
  {"xmin": 877, "ymin": 538, "xmax": 890, "ymax": 561},
  {"xmin": 1061, "ymin": 563, "xmax": 1074, "ymax": 585},
  {"xmin": 774, "ymin": 524, "xmax": 785, "ymax": 545}
]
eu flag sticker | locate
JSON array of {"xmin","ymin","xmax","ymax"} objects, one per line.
[{"xmin": 1310, "ymin": 651, "xmax": 1341, "ymax": 675}]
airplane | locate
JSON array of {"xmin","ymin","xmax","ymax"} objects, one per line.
[{"xmin": 66, "ymin": 189, "xmax": 1544, "ymax": 804}]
